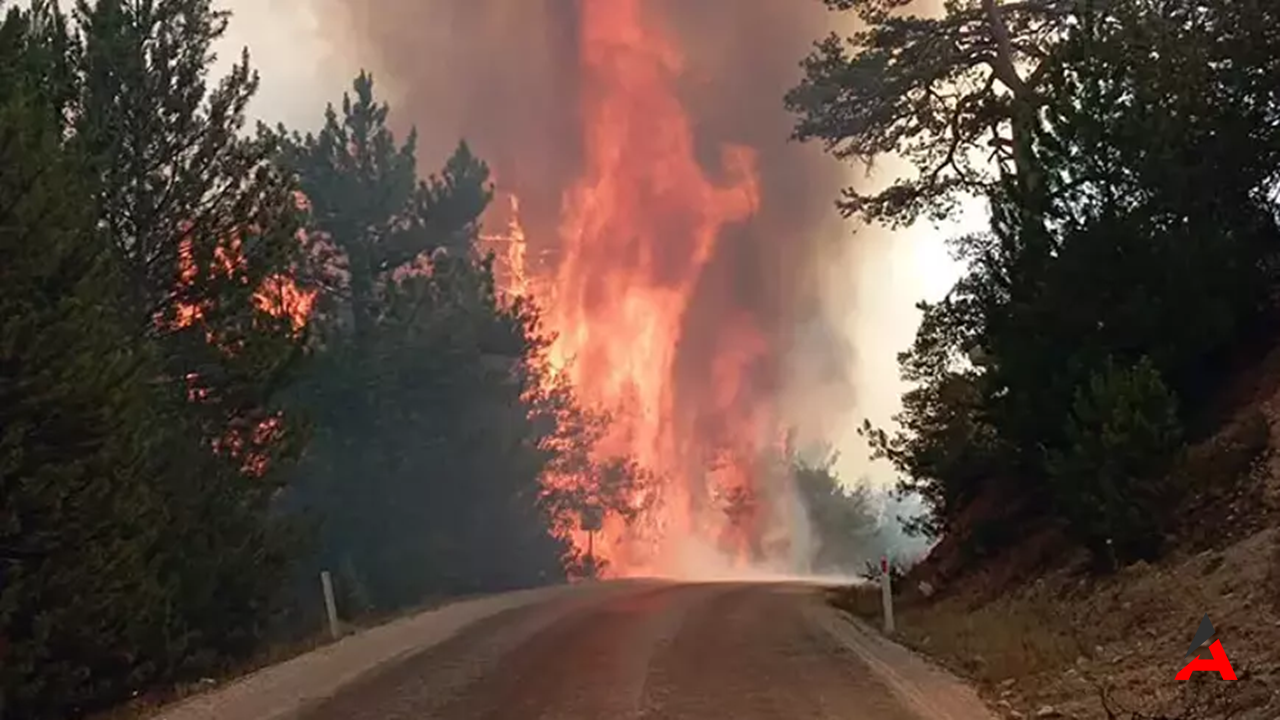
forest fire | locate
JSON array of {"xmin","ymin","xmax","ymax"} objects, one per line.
[
  {"xmin": 327, "ymin": 0, "xmax": 852, "ymax": 578},
  {"xmin": 541, "ymin": 0, "xmax": 766, "ymax": 574},
  {"xmin": 464, "ymin": 1, "xmax": 785, "ymax": 576},
  {"xmin": 172, "ymin": 234, "xmax": 315, "ymax": 335},
  {"xmin": 170, "ymin": 228, "xmax": 315, "ymax": 477}
]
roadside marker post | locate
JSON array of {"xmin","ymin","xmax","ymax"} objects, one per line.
[
  {"xmin": 880, "ymin": 555, "xmax": 895, "ymax": 635},
  {"xmin": 320, "ymin": 570, "xmax": 341, "ymax": 640},
  {"xmin": 581, "ymin": 504, "xmax": 604, "ymax": 580}
]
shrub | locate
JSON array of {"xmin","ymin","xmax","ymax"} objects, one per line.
[{"xmin": 1047, "ymin": 356, "xmax": 1184, "ymax": 570}]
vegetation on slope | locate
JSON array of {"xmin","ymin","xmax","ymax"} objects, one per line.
[
  {"xmin": 790, "ymin": 0, "xmax": 1280, "ymax": 573},
  {"xmin": 794, "ymin": 1, "xmax": 1280, "ymax": 713}
]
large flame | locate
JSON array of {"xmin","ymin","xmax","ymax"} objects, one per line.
[
  {"xmin": 549, "ymin": 0, "xmax": 767, "ymax": 575},
  {"xmin": 469, "ymin": 1, "xmax": 785, "ymax": 577},
  {"xmin": 321, "ymin": 0, "xmax": 859, "ymax": 580}
]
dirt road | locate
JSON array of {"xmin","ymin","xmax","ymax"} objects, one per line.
[{"xmin": 289, "ymin": 581, "xmax": 996, "ymax": 720}]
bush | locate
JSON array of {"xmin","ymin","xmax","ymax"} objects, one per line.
[{"xmin": 1047, "ymin": 356, "xmax": 1183, "ymax": 570}]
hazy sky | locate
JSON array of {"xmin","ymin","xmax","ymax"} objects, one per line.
[
  {"xmin": 214, "ymin": 0, "xmax": 356, "ymax": 130},
  {"xmin": 825, "ymin": 175, "xmax": 976, "ymax": 487},
  {"xmin": 211, "ymin": 0, "xmax": 982, "ymax": 490}
]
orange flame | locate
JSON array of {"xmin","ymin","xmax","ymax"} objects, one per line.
[
  {"xmin": 169, "ymin": 222, "xmax": 315, "ymax": 476},
  {"xmin": 172, "ymin": 227, "xmax": 316, "ymax": 334},
  {"xmin": 254, "ymin": 274, "xmax": 315, "ymax": 332},
  {"xmin": 479, "ymin": 192, "xmax": 531, "ymax": 298},
  {"xmin": 537, "ymin": 0, "xmax": 767, "ymax": 576}
]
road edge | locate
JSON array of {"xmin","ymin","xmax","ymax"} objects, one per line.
[
  {"xmin": 808, "ymin": 596, "xmax": 1000, "ymax": 720},
  {"xmin": 149, "ymin": 583, "xmax": 580, "ymax": 720}
]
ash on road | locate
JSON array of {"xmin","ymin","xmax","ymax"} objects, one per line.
[{"xmin": 290, "ymin": 581, "xmax": 994, "ymax": 720}]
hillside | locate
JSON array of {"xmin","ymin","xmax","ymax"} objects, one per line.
[{"xmin": 835, "ymin": 346, "xmax": 1280, "ymax": 719}]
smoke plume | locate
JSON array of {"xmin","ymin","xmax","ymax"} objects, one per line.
[{"xmin": 314, "ymin": 0, "xmax": 864, "ymax": 576}]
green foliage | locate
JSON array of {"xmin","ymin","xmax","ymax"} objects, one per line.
[
  {"xmin": 797, "ymin": 0, "xmax": 1280, "ymax": 570},
  {"xmin": 71, "ymin": 0, "xmax": 309, "ymax": 671},
  {"xmin": 296, "ymin": 257, "xmax": 567, "ymax": 607},
  {"xmin": 75, "ymin": 0, "xmax": 309, "ymax": 450},
  {"xmin": 861, "ymin": 371, "xmax": 999, "ymax": 539},
  {"xmin": 270, "ymin": 72, "xmax": 491, "ymax": 341},
  {"xmin": 0, "ymin": 2, "xmax": 307, "ymax": 716},
  {"xmin": 0, "ymin": 18, "xmax": 162, "ymax": 715},
  {"xmin": 1047, "ymin": 357, "xmax": 1183, "ymax": 569},
  {"xmin": 786, "ymin": 0, "xmax": 1067, "ymax": 227},
  {"xmin": 790, "ymin": 453, "xmax": 888, "ymax": 573},
  {"xmin": 277, "ymin": 74, "xmax": 586, "ymax": 612}
]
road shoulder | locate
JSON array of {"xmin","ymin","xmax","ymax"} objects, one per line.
[
  {"xmin": 807, "ymin": 594, "xmax": 1000, "ymax": 720},
  {"xmin": 148, "ymin": 584, "xmax": 585, "ymax": 720}
]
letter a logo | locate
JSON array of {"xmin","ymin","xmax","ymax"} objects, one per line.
[{"xmin": 1176, "ymin": 614, "xmax": 1237, "ymax": 681}]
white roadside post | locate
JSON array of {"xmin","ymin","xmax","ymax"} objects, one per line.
[
  {"xmin": 880, "ymin": 555, "xmax": 895, "ymax": 635},
  {"xmin": 320, "ymin": 570, "xmax": 341, "ymax": 640},
  {"xmin": 581, "ymin": 504, "xmax": 604, "ymax": 580}
]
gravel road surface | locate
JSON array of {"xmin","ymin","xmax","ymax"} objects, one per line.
[{"xmin": 283, "ymin": 581, "xmax": 996, "ymax": 720}]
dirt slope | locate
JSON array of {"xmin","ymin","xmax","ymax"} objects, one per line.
[{"xmin": 837, "ymin": 348, "xmax": 1280, "ymax": 719}]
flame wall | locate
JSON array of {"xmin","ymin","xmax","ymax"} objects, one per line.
[{"xmin": 316, "ymin": 0, "xmax": 862, "ymax": 577}]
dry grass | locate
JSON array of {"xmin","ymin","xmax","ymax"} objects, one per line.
[
  {"xmin": 834, "ymin": 528, "xmax": 1280, "ymax": 720},
  {"xmin": 824, "ymin": 341, "xmax": 1280, "ymax": 719},
  {"xmin": 832, "ymin": 585, "xmax": 1080, "ymax": 685}
]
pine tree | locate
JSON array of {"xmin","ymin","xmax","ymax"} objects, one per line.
[
  {"xmin": 73, "ymin": 0, "xmax": 308, "ymax": 458},
  {"xmin": 275, "ymin": 74, "xmax": 573, "ymax": 609},
  {"xmin": 273, "ymin": 71, "xmax": 492, "ymax": 341},
  {"xmin": 17, "ymin": 0, "xmax": 309, "ymax": 700},
  {"xmin": 0, "ymin": 7, "xmax": 169, "ymax": 715}
]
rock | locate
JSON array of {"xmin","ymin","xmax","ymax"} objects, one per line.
[
  {"xmin": 999, "ymin": 678, "xmax": 1017, "ymax": 688},
  {"xmin": 1035, "ymin": 706, "xmax": 1062, "ymax": 719},
  {"xmin": 1010, "ymin": 711, "xmax": 1026, "ymax": 720},
  {"xmin": 918, "ymin": 580, "xmax": 936, "ymax": 598},
  {"xmin": 997, "ymin": 699, "xmax": 1012, "ymax": 709}
]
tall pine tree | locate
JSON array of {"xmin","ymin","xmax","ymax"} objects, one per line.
[
  {"xmin": 0, "ymin": 6, "xmax": 172, "ymax": 716},
  {"xmin": 275, "ymin": 74, "xmax": 569, "ymax": 610},
  {"xmin": 0, "ymin": 2, "xmax": 312, "ymax": 715}
]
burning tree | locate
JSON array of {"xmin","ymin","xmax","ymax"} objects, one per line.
[{"xmin": 272, "ymin": 73, "xmax": 600, "ymax": 610}]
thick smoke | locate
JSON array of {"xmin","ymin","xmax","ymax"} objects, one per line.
[
  {"xmin": 314, "ymin": 0, "xmax": 867, "ymax": 573},
  {"xmin": 317, "ymin": 0, "xmax": 850, "ymax": 397}
]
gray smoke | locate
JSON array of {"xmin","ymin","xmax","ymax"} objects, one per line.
[{"xmin": 310, "ymin": 0, "xmax": 879, "ymax": 572}]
